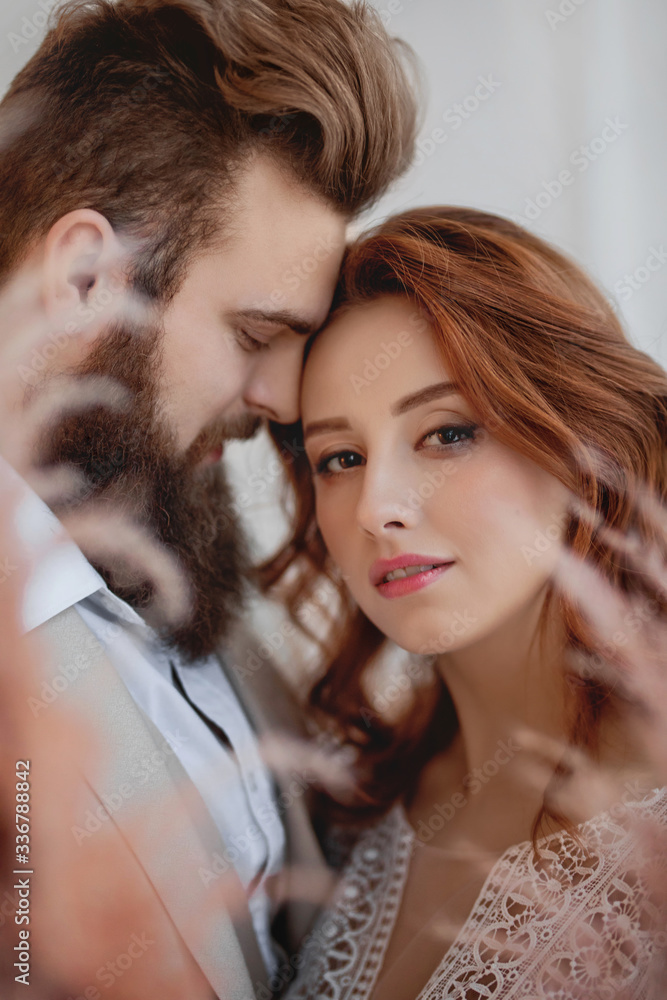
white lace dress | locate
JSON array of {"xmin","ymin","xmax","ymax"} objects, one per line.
[{"xmin": 285, "ymin": 788, "xmax": 667, "ymax": 999}]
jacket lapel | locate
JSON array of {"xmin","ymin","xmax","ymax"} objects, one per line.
[
  {"xmin": 222, "ymin": 627, "xmax": 329, "ymax": 949},
  {"xmin": 37, "ymin": 606, "xmax": 266, "ymax": 1000}
]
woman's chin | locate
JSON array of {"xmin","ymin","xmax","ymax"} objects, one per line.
[
  {"xmin": 374, "ymin": 628, "xmax": 466, "ymax": 659},
  {"xmin": 362, "ymin": 609, "xmax": 480, "ymax": 659}
]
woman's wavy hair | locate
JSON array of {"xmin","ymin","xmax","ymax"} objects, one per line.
[{"xmin": 260, "ymin": 206, "xmax": 667, "ymax": 831}]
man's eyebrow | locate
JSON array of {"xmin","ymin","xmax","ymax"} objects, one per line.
[
  {"xmin": 231, "ymin": 308, "xmax": 318, "ymax": 336},
  {"xmin": 303, "ymin": 417, "xmax": 352, "ymax": 441},
  {"xmin": 391, "ymin": 381, "xmax": 460, "ymax": 416}
]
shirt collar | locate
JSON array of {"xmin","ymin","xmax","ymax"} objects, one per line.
[{"xmin": 1, "ymin": 455, "xmax": 145, "ymax": 633}]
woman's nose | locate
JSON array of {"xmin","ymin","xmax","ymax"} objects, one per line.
[{"xmin": 355, "ymin": 461, "xmax": 421, "ymax": 538}]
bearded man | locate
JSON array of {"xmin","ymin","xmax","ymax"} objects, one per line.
[{"xmin": 0, "ymin": 1, "xmax": 417, "ymax": 996}]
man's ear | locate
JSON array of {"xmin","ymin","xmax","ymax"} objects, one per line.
[{"xmin": 41, "ymin": 209, "xmax": 125, "ymax": 337}]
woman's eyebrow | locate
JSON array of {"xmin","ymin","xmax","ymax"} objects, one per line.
[
  {"xmin": 303, "ymin": 382, "xmax": 460, "ymax": 440},
  {"xmin": 391, "ymin": 381, "xmax": 459, "ymax": 416},
  {"xmin": 303, "ymin": 417, "xmax": 351, "ymax": 441}
]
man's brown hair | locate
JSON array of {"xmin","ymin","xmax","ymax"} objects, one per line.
[{"xmin": 0, "ymin": 0, "xmax": 418, "ymax": 299}]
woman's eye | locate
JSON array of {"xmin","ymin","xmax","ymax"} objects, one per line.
[
  {"xmin": 421, "ymin": 423, "xmax": 478, "ymax": 449},
  {"xmin": 315, "ymin": 451, "xmax": 364, "ymax": 476},
  {"xmin": 235, "ymin": 329, "xmax": 268, "ymax": 353}
]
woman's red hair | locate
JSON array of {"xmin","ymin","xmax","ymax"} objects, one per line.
[{"xmin": 260, "ymin": 206, "xmax": 667, "ymax": 827}]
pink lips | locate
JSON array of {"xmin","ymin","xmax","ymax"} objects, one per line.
[{"xmin": 369, "ymin": 553, "xmax": 455, "ymax": 599}]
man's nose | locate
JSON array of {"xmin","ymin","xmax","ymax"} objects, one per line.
[
  {"xmin": 242, "ymin": 336, "xmax": 305, "ymax": 424},
  {"xmin": 355, "ymin": 458, "xmax": 421, "ymax": 538}
]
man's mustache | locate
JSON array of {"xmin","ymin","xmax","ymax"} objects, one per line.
[{"xmin": 185, "ymin": 413, "xmax": 261, "ymax": 466}]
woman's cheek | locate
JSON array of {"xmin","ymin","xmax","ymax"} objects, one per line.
[
  {"xmin": 315, "ymin": 495, "xmax": 343, "ymax": 556},
  {"xmin": 326, "ymin": 514, "xmax": 358, "ymax": 576}
]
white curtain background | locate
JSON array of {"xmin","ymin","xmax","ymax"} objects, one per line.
[
  {"xmin": 1, "ymin": 0, "xmax": 665, "ymax": 657},
  {"xmin": 365, "ymin": 0, "xmax": 667, "ymax": 362}
]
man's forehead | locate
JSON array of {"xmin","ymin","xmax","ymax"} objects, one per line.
[
  {"xmin": 228, "ymin": 201, "xmax": 347, "ymax": 264},
  {"xmin": 224, "ymin": 241, "xmax": 348, "ymax": 331},
  {"xmin": 206, "ymin": 157, "xmax": 349, "ymax": 330},
  {"xmin": 228, "ymin": 156, "xmax": 340, "ymax": 226}
]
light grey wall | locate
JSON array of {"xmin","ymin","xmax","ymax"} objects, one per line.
[{"xmin": 362, "ymin": 0, "xmax": 667, "ymax": 366}]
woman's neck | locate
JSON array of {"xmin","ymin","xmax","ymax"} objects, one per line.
[
  {"xmin": 436, "ymin": 592, "xmax": 661, "ymax": 819},
  {"xmin": 435, "ymin": 594, "xmax": 568, "ymax": 778}
]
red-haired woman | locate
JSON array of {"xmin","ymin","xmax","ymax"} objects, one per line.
[{"xmin": 265, "ymin": 208, "xmax": 667, "ymax": 1000}]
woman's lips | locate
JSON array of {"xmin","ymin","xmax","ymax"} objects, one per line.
[
  {"xmin": 369, "ymin": 554, "xmax": 455, "ymax": 599},
  {"xmin": 375, "ymin": 562, "xmax": 454, "ymax": 599}
]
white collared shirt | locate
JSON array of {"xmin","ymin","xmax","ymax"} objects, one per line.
[{"xmin": 3, "ymin": 456, "xmax": 285, "ymax": 978}]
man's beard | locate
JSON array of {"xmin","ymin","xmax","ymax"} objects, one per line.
[{"xmin": 37, "ymin": 321, "xmax": 259, "ymax": 662}]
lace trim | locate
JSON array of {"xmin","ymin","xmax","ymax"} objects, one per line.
[
  {"xmin": 286, "ymin": 788, "xmax": 667, "ymax": 1000},
  {"xmin": 286, "ymin": 805, "xmax": 413, "ymax": 1000},
  {"xmin": 416, "ymin": 787, "xmax": 667, "ymax": 1000}
]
